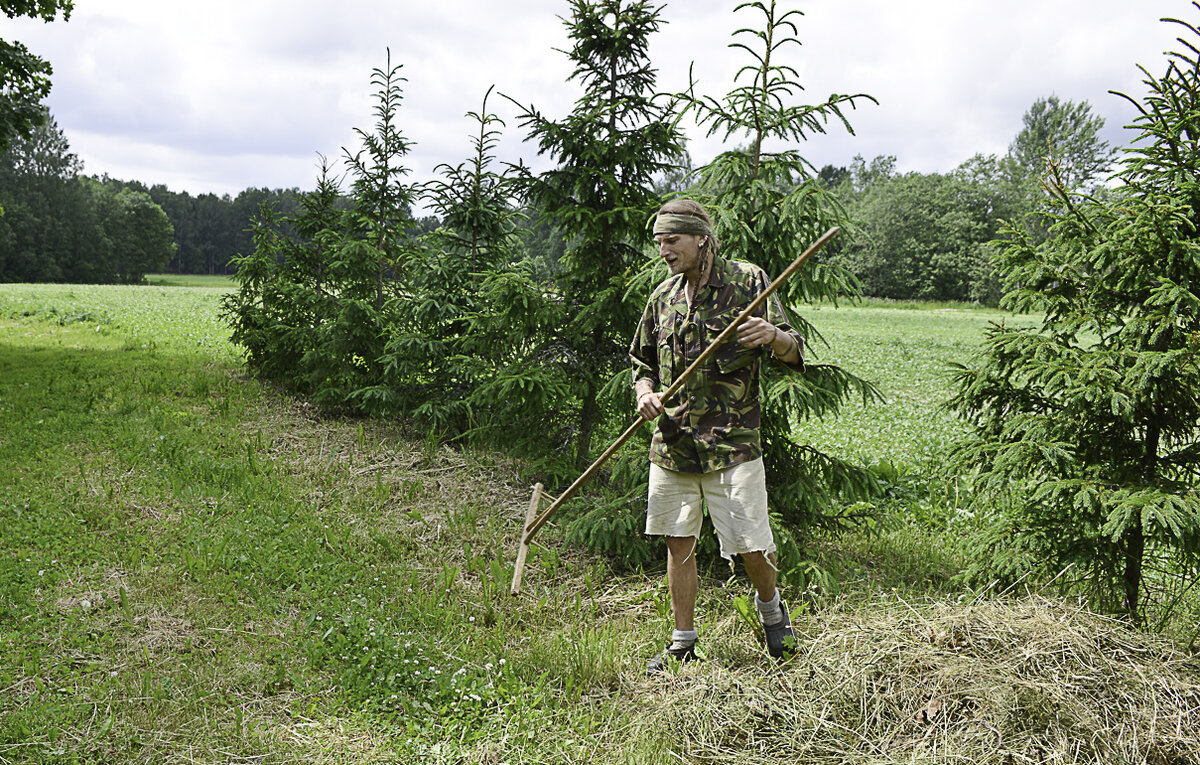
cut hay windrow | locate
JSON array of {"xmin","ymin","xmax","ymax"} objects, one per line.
[{"xmin": 632, "ymin": 596, "xmax": 1200, "ymax": 764}]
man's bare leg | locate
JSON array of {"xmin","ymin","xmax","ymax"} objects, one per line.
[
  {"xmin": 741, "ymin": 550, "xmax": 778, "ymax": 602},
  {"xmin": 666, "ymin": 535, "xmax": 699, "ymax": 630}
]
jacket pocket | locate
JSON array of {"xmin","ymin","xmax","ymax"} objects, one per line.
[{"xmin": 704, "ymin": 313, "xmax": 757, "ymax": 376}]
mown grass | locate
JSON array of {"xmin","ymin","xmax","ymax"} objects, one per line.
[
  {"xmin": 2, "ymin": 285, "xmax": 1197, "ymax": 764},
  {"xmin": 0, "ymin": 285, "xmax": 664, "ymax": 762}
]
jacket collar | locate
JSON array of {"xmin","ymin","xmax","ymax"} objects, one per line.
[
  {"xmin": 705, "ymin": 254, "xmax": 730, "ymax": 290},
  {"xmin": 668, "ymin": 253, "xmax": 729, "ymax": 303}
]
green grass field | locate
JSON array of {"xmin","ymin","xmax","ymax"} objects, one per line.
[
  {"xmin": 0, "ymin": 282, "xmax": 238, "ymax": 360},
  {"xmin": 800, "ymin": 301, "xmax": 1036, "ymax": 467},
  {"xmin": 144, "ymin": 273, "xmax": 237, "ymax": 289},
  {"xmin": 2, "ymin": 284, "xmax": 1196, "ymax": 764}
]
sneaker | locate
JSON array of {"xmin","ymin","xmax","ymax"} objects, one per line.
[
  {"xmin": 645, "ymin": 641, "xmax": 698, "ymax": 675},
  {"xmin": 763, "ymin": 600, "xmax": 796, "ymax": 659}
]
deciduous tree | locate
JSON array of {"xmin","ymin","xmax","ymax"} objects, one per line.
[
  {"xmin": 0, "ymin": 0, "xmax": 72, "ymax": 151},
  {"xmin": 104, "ymin": 186, "xmax": 176, "ymax": 283},
  {"xmin": 830, "ymin": 157, "xmax": 1010, "ymax": 304},
  {"xmin": 1008, "ymin": 95, "xmax": 1116, "ymax": 195},
  {"xmin": 0, "ymin": 110, "xmax": 173, "ymax": 283}
]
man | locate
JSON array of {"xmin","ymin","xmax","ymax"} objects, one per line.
[{"xmin": 630, "ymin": 199, "xmax": 804, "ymax": 674}]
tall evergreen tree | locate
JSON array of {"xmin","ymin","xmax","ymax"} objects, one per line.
[
  {"xmin": 948, "ymin": 6, "xmax": 1200, "ymax": 625},
  {"xmin": 674, "ymin": 0, "xmax": 880, "ymax": 533},
  {"xmin": 502, "ymin": 0, "xmax": 686, "ymax": 466},
  {"xmin": 0, "ymin": 108, "xmax": 78, "ymax": 280}
]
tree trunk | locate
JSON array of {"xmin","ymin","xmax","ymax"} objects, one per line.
[
  {"xmin": 1122, "ymin": 518, "xmax": 1144, "ymax": 623},
  {"xmin": 1127, "ymin": 417, "xmax": 1163, "ymax": 624},
  {"xmin": 577, "ymin": 376, "xmax": 598, "ymax": 471}
]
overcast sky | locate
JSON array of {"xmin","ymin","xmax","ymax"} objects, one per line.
[{"xmin": 4, "ymin": 1, "xmax": 1192, "ymax": 200}]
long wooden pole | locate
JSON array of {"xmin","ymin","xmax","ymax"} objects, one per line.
[{"xmin": 510, "ymin": 226, "xmax": 840, "ymax": 595}]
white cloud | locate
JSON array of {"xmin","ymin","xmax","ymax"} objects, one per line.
[{"xmin": 6, "ymin": 0, "xmax": 1193, "ymax": 197}]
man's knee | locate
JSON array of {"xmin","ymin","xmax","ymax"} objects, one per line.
[
  {"xmin": 741, "ymin": 549, "xmax": 776, "ymax": 567},
  {"xmin": 666, "ymin": 535, "xmax": 698, "ymax": 562}
]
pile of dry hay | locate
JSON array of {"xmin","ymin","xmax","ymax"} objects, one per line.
[{"xmin": 639, "ymin": 595, "xmax": 1200, "ymax": 764}]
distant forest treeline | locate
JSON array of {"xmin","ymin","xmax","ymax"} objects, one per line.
[
  {"xmin": 104, "ymin": 180, "xmax": 302, "ymax": 276},
  {"xmin": 2, "ymin": 87, "xmax": 1116, "ymax": 297},
  {"xmin": 104, "ymin": 180, "xmax": 449, "ymax": 276},
  {"xmin": 0, "ymin": 111, "xmax": 303, "ymax": 283},
  {"xmin": 0, "ymin": 113, "xmax": 440, "ymax": 282}
]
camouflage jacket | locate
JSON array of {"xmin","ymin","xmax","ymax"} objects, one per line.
[{"xmin": 629, "ymin": 254, "xmax": 804, "ymax": 474}]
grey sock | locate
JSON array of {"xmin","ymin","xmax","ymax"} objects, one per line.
[
  {"xmin": 670, "ymin": 628, "xmax": 698, "ymax": 649},
  {"xmin": 755, "ymin": 591, "xmax": 784, "ymax": 626}
]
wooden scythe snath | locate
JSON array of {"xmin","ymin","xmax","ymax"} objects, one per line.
[{"xmin": 510, "ymin": 226, "xmax": 841, "ymax": 595}]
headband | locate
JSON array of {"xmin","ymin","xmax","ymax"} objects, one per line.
[{"xmin": 653, "ymin": 212, "xmax": 713, "ymax": 238}]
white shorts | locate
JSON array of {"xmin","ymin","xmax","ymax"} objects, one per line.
[{"xmin": 645, "ymin": 458, "xmax": 776, "ymax": 560}]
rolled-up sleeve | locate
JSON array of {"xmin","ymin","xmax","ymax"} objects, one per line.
[{"xmin": 762, "ymin": 277, "xmax": 805, "ymax": 373}]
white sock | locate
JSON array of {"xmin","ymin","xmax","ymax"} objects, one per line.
[
  {"xmin": 755, "ymin": 590, "xmax": 784, "ymax": 626},
  {"xmin": 671, "ymin": 628, "xmax": 698, "ymax": 648}
]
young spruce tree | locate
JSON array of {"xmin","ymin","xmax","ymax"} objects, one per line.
[
  {"xmin": 224, "ymin": 159, "xmax": 346, "ymax": 390},
  {"xmin": 332, "ymin": 53, "xmax": 423, "ymax": 413},
  {"xmin": 948, "ymin": 6, "xmax": 1200, "ymax": 625},
  {"xmin": 500, "ymin": 0, "xmax": 686, "ymax": 468},
  {"xmin": 357, "ymin": 87, "xmax": 522, "ymax": 432},
  {"xmin": 227, "ymin": 54, "xmax": 420, "ymax": 415},
  {"xmin": 673, "ymin": 1, "xmax": 881, "ymax": 537}
]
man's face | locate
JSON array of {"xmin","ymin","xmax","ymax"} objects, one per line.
[{"xmin": 655, "ymin": 232, "xmax": 703, "ymax": 280}]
